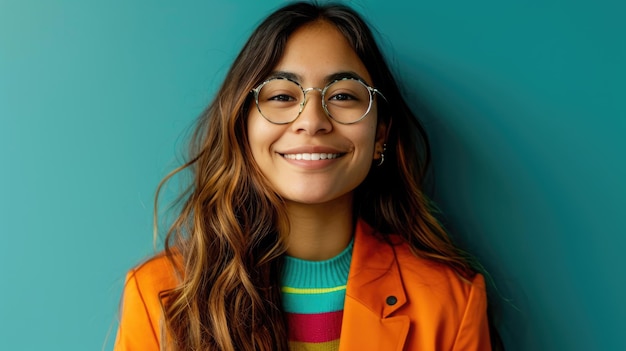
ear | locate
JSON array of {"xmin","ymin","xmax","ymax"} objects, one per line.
[{"xmin": 373, "ymin": 120, "xmax": 388, "ymax": 161}]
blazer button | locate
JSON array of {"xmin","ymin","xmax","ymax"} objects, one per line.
[{"xmin": 386, "ymin": 295, "xmax": 397, "ymax": 306}]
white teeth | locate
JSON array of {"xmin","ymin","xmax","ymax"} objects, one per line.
[{"xmin": 283, "ymin": 153, "xmax": 340, "ymax": 160}]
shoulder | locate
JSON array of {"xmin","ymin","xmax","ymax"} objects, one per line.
[
  {"xmin": 392, "ymin": 236, "xmax": 486, "ymax": 297},
  {"xmin": 114, "ymin": 254, "xmax": 180, "ymax": 351},
  {"xmin": 354, "ymin": 220, "xmax": 485, "ymax": 303},
  {"xmin": 123, "ymin": 253, "xmax": 181, "ymax": 316},
  {"xmin": 360, "ymin": 230, "xmax": 485, "ymax": 300},
  {"xmin": 352, "ymin": 220, "xmax": 487, "ymax": 308},
  {"xmin": 127, "ymin": 253, "xmax": 180, "ymax": 294}
]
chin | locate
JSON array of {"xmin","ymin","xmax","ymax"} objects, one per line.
[{"xmin": 282, "ymin": 190, "xmax": 354, "ymax": 207}]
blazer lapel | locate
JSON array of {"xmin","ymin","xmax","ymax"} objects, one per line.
[{"xmin": 338, "ymin": 220, "xmax": 410, "ymax": 351}]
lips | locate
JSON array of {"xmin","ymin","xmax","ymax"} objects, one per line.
[{"xmin": 281, "ymin": 152, "xmax": 343, "ymax": 160}]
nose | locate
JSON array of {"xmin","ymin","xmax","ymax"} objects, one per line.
[{"xmin": 291, "ymin": 88, "xmax": 333, "ymax": 135}]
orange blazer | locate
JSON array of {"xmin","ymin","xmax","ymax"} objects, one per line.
[{"xmin": 114, "ymin": 220, "xmax": 491, "ymax": 350}]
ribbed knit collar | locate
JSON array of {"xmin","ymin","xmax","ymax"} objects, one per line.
[{"xmin": 281, "ymin": 238, "xmax": 354, "ymax": 289}]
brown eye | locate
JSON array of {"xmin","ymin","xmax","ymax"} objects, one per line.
[
  {"xmin": 328, "ymin": 93, "xmax": 358, "ymax": 101},
  {"xmin": 268, "ymin": 94, "xmax": 297, "ymax": 102}
]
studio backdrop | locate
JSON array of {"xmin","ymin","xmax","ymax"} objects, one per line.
[{"xmin": 1, "ymin": 1, "xmax": 624, "ymax": 350}]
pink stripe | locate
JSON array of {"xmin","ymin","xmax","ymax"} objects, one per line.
[{"xmin": 286, "ymin": 311, "xmax": 343, "ymax": 343}]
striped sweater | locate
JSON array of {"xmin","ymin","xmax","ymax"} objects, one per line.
[{"xmin": 281, "ymin": 240, "xmax": 354, "ymax": 351}]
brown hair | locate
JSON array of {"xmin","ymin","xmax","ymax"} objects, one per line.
[{"xmin": 156, "ymin": 2, "xmax": 477, "ymax": 350}]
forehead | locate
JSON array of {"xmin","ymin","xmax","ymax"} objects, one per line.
[{"xmin": 271, "ymin": 20, "xmax": 373, "ymax": 86}]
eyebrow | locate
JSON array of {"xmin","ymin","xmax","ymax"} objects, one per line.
[{"xmin": 267, "ymin": 70, "xmax": 370, "ymax": 85}]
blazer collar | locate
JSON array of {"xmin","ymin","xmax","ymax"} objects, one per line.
[
  {"xmin": 347, "ymin": 219, "xmax": 407, "ymax": 318},
  {"xmin": 338, "ymin": 220, "xmax": 410, "ymax": 350}
]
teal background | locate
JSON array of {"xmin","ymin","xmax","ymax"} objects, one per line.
[{"xmin": 1, "ymin": 0, "xmax": 624, "ymax": 350}]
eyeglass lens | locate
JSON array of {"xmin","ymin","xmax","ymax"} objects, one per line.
[{"xmin": 256, "ymin": 78, "xmax": 372, "ymax": 124}]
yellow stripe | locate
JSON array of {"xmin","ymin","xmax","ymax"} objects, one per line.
[
  {"xmin": 288, "ymin": 339, "xmax": 340, "ymax": 351},
  {"xmin": 281, "ymin": 285, "xmax": 346, "ymax": 294}
]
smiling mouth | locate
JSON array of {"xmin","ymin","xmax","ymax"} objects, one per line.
[{"xmin": 281, "ymin": 152, "xmax": 344, "ymax": 160}]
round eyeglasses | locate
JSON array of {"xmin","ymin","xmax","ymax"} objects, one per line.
[{"xmin": 251, "ymin": 77, "xmax": 386, "ymax": 125}]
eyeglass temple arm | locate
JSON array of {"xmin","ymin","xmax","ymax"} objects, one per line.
[{"xmin": 372, "ymin": 88, "xmax": 388, "ymax": 103}]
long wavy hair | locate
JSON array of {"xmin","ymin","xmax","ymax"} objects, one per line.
[{"xmin": 155, "ymin": 2, "xmax": 490, "ymax": 350}]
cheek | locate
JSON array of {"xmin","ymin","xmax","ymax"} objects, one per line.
[
  {"xmin": 359, "ymin": 119, "xmax": 379, "ymax": 156},
  {"xmin": 247, "ymin": 113, "xmax": 266, "ymax": 161},
  {"xmin": 247, "ymin": 110, "xmax": 267, "ymax": 144},
  {"xmin": 247, "ymin": 112, "xmax": 282, "ymax": 162}
]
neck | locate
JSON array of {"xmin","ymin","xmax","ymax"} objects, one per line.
[{"xmin": 284, "ymin": 193, "xmax": 354, "ymax": 261}]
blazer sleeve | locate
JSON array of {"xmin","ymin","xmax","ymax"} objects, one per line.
[
  {"xmin": 452, "ymin": 274, "xmax": 492, "ymax": 351},
  {"xmin": 113, "ymin": 270, "xmax": 161, "ymax": 351}
]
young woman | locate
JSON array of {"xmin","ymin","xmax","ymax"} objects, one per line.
[{"xmin": 114, "ymin": 2, "xmax": 493, "ymax": 350}]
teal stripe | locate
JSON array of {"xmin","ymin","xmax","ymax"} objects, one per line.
[
  {"xmin": 280, "ymin": 238, "xmax": 353, "ymax": 314},
  {"xmin": 281, "ymin": 239, "xmax": 353, "ymax": 289},
  {"xmin": 282, "ymin": 288, "xmax": 346, "ymax": 314}
]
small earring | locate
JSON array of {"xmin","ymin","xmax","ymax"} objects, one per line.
[{"xmin": 377, "ymin": 143, "xmax": 386, "ymax": 167}]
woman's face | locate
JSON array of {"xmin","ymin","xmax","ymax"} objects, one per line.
[{"xmin": 247, "ymin": 21, "xmax": 385, "ymax": 206}]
